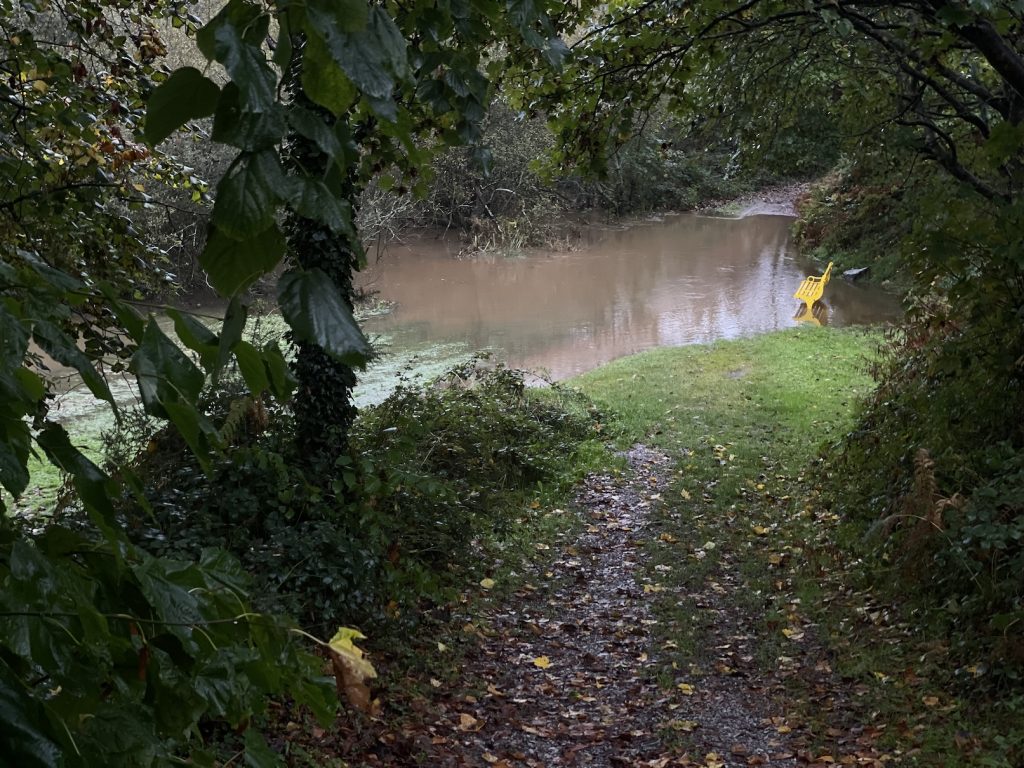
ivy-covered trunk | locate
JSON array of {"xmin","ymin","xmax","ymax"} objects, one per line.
[{"xmin": 282, "ymin": 39, "xmax": 361, "ymax": 463}]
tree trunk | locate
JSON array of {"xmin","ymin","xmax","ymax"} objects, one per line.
[{"xmin": 282, "ymin": 37, "xmax": 361, "ymax": 465}]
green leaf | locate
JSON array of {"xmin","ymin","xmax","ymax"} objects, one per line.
[
  {"xmin": 277, "ymin": 269, "xmax": 370, "ymax": 366},
  {"xmin": 217, "ymin": 298, "xmax": 247, "ymax": 376},
  {"xmin": 212, "ymin": 150, "xmax": 285, "ymax": 239},
  {"xmin": 261, "ymin": 342, "xmax": 295, "ymax": 401},
  {"xmin": 286, "ymin": 106, "xmax": 344, "ymax": 163},
  {"xmin": 285, "ymin": 176, "xmax": 355, "ymax": 236},
  {"xmin": 243, "ymin": 729, "xmax": 283, "ymax": 768},
  {"xmin": 201, "ymin": 225, "xmax": 286, "ymax": 297},
  {"xmin": 97, "ymin": 287, "xmax": 145, "ymax": 341},
  {"xmin": 213, "ymin": 84, "xmax": 288, "ymax": 150},
  {"xmin": 0, "ymin": 433, "xmax": 30, "ymax": 498},
  {"xmin": 0, "ymin": 669, "xmax": 63, "ymax": 768},
  {"xmin": 145, "ymin": 67, "xmax": 221, "ymax": 145},
  {"xmin": 31, "ymin": 320, "xmax": 114, "ymax": 404},
  {"xmin": 0, "ymin": 305, "xmax": 29, "ymax": 369},
  {"xmin": 168, "ymin": 308, "xmax": 219, "ymax": 375},
  {"xmin": 198, "ymin": 3, "xmax": 276, "ymax": 111},
  {"xmin": 164, "ymin": 399, "xmax": 218, "ymax": 472},
  {"xmin": 129, "ymin": 320, "xmax": 206, "ymax": 417},
  {"xmin": 36, "ymin": 422, "xmax": 118, "ymax": 537},
  {"xmin": 233, "ymin": 340, "xmax": 269, "ymax": 394},
  {"xmin": 306, "ymin": 3, "xmax": 408, "ymax": 102},
  {"xmin": 132, "ymin": 556, "xmax": 202, "ymax": 624},
  {"xmin": 301, "ymin": 33, "xmax": 358, "ymax": 116}
]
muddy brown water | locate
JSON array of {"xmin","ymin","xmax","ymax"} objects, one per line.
[{"xmin": 358, "ymin": 213, "xmax": 901, "ymax": 381}]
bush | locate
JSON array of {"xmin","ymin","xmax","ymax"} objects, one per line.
[
  {"xmin": 831, "ymin": 297, "xmax": 1024, "ymax": 680},
  {"xmin": 112, "ymin": 361, "xmax": 604, "ymax": 635}
]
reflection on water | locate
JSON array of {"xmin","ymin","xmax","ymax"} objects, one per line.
[{"xmin": 358, "ymin": 214, "xmax": 901, "ymax": 381}]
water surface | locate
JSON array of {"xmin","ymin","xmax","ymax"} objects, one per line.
[{"xmin": 358, "ymin": 213, "xmax": 900, "ymax": 381}]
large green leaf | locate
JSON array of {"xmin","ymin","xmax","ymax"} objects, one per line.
[
  {"xmin": 200, "ymin": 225, "xmax": 286, "ymax": 298},
  {"xmin": 277, "ymin": 269, "xmax": 370, "ymax": 366},
  {"xmin": 212, "ymin": 150, "xmax": 284, "ymax": 239},
  {"xmin": 285, "ymin": 176, "xmax": 355, "ymax": 236},
  {"xmin": 31, "ymin": 320, "xmax": 114, "ymax": 405},
  {"xmin": 163, "ymin": 399, "xmax": 218, "ymax": 473},
  {"xmin": 198, "ymin": 2, "xmax": 276, "ymax": 111},
  {"xmin": 306, "ymin": 3, "xmax": 409, "ymax": 101},
  {"xmin": 0, "ymin": 305, "xmax": 29, "ymax": 370},
  {"xmin": 233, "ymin": 340, "xmax": 268, "ymax": 394},
  {"xmin": 286, "ymin": 106, "xmax": 344, "ymax": 163},
  {"xmin": 301, "ymin": 33, "xmax": 358, "ymax": 117},
  {"xmin": 129, "ymin": 321, "xmax": 206, "ymax": 417},
  {"xmin": 217, "ymin": 298, "xmax": 248, "ymax": 376},
  {"xmin": 144, "ymin": 67, "xmax": 221, "ymax": 145},
  {"xmin": 0, "ymin": 669, "xmax": 63, "ymax": 768},
  {"xmin": 243, "ymin": 729, "xmax": 283, "ymax": 768},
  {"xmin": 167, "ymin": 308, "xmax": 219, "ymax": 375},
  {"xmin": 261, "ymin": 342, "xmax": 295, "ymax": 401},
  {"xmin": 213, "ymin": 84, "xmax": 288, "ymax": 150},
  {"xmin": 0, "ymin": 429, "xmax": 30, "ymax": 498},
  {"xmin": 36, "ymin": 422, "xmax": 118, "ymax": 538}
]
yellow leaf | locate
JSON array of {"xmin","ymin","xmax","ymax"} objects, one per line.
[
  {"xmin": 659, "ymin": 533, "xmax": 678, "ymax": 543},
  {"xmin": 781, "ymin": 627, "xmax": 805, "ymax": 641},
  {"xmin": 328, "ymin": 627, "xmax": 377, "ymax": 713},
  {"xmin": 752, "ymin": 525, "xmax": 769, "ymax": 535},
  {"xmin": 437, "ymin": 641, "xmax": 448, "ymax": 652},
  {"xmin": 328, "ymin": 627, "xmax": 376, "ymax": 681},
  {"xmin": 479, "ymin": 578, "xmax": 495, "ymax": 590},
  {"xmin": 668, "ymin": 719, "xmax": 699, "ymax": 732},
  {"xmin": 680, "ymin": 489, "xmax": 691, "ymax": 500},
  {"xmin": 532, "ymin": 656, "xmax": 552, "ymax": 669},
  {"xmin": 530, "ymin": 500, "xmax": 541, "ymax": 509},
  {"xmin": 677, "ymin": 682, "xmax": 695, "ymax": 695}
]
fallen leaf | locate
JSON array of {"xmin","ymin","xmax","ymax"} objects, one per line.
[
  {"xmin": 677, "ymin": 682, "xmax": 696, "ymax": 695},
  {"xmin": 533, "ymin": 656, "xmax": 552, "ymax": 669},
  {"xmin": 328, "ymin": 627, "xmax": 377, "ymax": 713},
  {"xmin": 480, "ymin": 577, "xmax": 496, "ymax": 590},
  {"xmin": 457, "ymin": 713, "xmax": 480, "ymax": 731}
]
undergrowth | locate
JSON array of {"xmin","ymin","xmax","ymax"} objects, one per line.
[{"xmin": 108, "ymin": 360, "xmax": 607, "ymax": 637}]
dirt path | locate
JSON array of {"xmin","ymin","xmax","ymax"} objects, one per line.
[
  {"xmin": 324, "ymin": 444, "xmax": 895, "ymax": 767},
  {"xmin": 407, "ymin": 446, "xmax": 835, "ymax": 768}
]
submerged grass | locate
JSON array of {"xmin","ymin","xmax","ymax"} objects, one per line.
[{"xmin": 573, "ymin": 326, "xmax": 1021, "ymax": 766}]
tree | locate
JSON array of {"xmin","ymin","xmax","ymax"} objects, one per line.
[{"xmin": 0, "ymin": 0, "xmax": 570, "ymax": 764}]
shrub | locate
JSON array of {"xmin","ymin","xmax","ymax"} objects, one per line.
[{"xmin": 111, "ymin": 361, "xmax": 604, "ymax": 636}]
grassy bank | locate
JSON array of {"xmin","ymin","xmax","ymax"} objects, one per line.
[{"xmin": 572, "ymin": 327, "xmax": 1021, "ymax": 766}]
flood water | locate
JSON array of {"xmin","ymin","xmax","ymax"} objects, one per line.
[{"xmin": 358, "ymin": 213, "xmax": 901, "ymax": 381}]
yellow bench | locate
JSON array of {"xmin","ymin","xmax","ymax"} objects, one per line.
[{"xmin": 794, "ymin": 261, "xmax": 833, "ymax": 311}]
